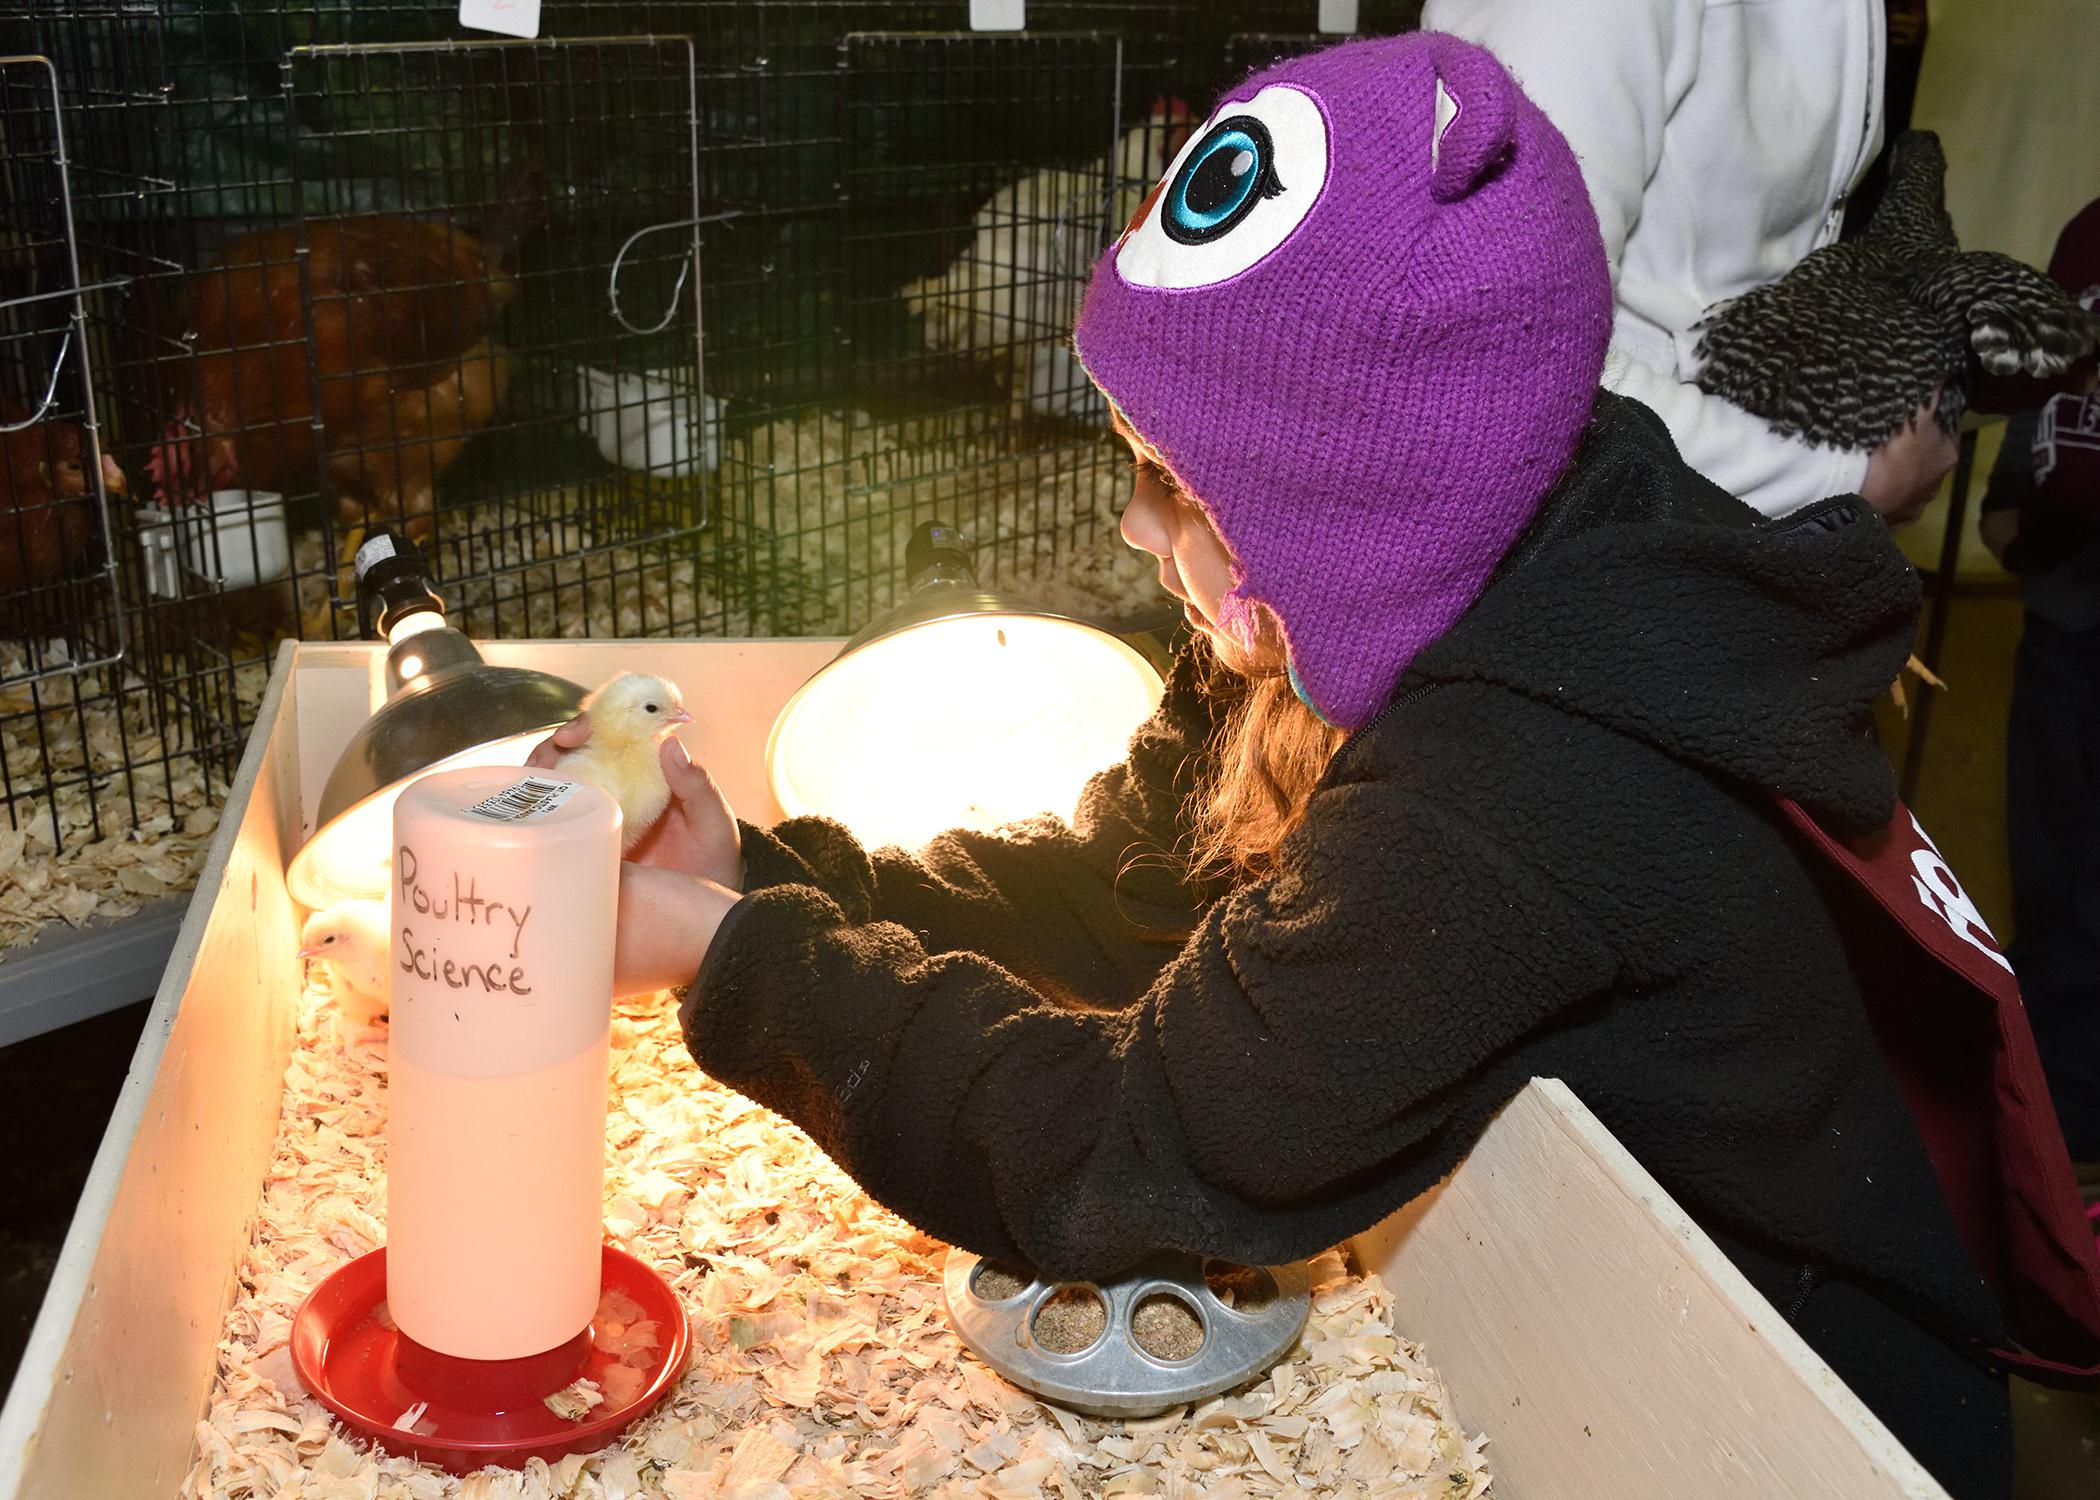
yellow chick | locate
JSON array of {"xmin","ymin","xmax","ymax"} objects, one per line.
[
  {"xmin": 299, "ymin": 899, "xmax": 391, "ymax": 1029},
  {"xmin": 555, "ymin": 673, "xmax": 693, "ymax": 850}
]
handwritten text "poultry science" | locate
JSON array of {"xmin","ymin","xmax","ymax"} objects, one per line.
[{"xmin": 397, "ymin": 844, "xmax": 534, "ymax": 994}]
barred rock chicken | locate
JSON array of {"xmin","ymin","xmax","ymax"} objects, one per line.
[
  {"xmin": 904, "ymin": 101, "xmax": 1194, "ymax": 424},
  {"xmin": 146, "ymin": 215, "xmax": 521, "ymax": 541},
  {"xmin": 1, "ymin": 399, "xmax": 124, "ymax": 596},
  {"xmin": 1695, "ymin": 132, "xmax": 2100, "ymax": 449}
]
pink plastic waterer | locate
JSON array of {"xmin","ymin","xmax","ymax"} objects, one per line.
[{"xmin": 291, "ymin": 768, "xmax": 689, "ymax": 1473}]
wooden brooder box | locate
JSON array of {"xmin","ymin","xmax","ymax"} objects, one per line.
[{"xmin": 0, "ymin": 640, "xmax": 1953, "ymax": 1500}]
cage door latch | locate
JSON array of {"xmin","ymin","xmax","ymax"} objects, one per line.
[{"xmin": 607, "ymin": 212, "xmax": 746, "ymax": 337}]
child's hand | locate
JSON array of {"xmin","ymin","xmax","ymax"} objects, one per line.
[
  {"xmin": 613, "ymin": 863, "xmax": 738, "ymax": 996},
  {"xmin": 528, "ymin": 721, "xmax": 743, "ymax": 888},
  {"xmin": 631, "ymin": 737, "xmax": 745, "ymax": 889}
]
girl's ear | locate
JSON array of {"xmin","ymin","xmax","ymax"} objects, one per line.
[{"xmin": 1423, "ymin": 38, "xmax": 1520, "ymax": 204}]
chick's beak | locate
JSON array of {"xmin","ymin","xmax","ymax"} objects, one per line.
[
  {"xmin": 297, "ymin": 945, "xmax": 322, "ymax": 960},
  {"xmin": 665, "ymin": 708, "xmax": 694, "ymax": 727}
]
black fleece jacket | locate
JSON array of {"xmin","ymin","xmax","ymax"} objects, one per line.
[{"xmin": 682, "ymin": 394, "xmax": 2010, "ymax": 1489}]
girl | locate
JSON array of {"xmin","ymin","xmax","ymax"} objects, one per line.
[{"xmin": 555, "ymin": 35, "xmax": 2027, "ymax": 1497}]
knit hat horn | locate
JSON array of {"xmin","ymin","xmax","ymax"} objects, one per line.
[{"xmin": 1074, "ymin": 33, "xmax": 1612, "ymax": 729}]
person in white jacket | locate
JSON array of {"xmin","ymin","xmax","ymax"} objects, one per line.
[{"xmin": 1422, "ymin": 0, "xmax": 1958, "ymax": 520}]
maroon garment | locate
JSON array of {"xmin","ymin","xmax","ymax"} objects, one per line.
[
  {"xmin": 2033, "ymin": 198, "xmax": 2100, "ymax": 519},
  {"xmin": 1781, "ymin": 797, "xmax": 2100, "ymax": 1375},
  {"xmin": 2046, "ymin": 196, "xmax": 2100, "ymax": 299}
]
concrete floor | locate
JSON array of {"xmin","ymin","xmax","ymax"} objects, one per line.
[{"xmin": 0, "ymin": 999, "xmax": 148, "ymax": 1386}]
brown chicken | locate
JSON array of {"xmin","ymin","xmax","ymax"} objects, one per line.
[
  {"xmin": 147, "ymin": 215, "xmax": 518, "ymax": 540},
  {"xmin": 2, "ymin": 399, "xmax": 123, "ymax": 597}
]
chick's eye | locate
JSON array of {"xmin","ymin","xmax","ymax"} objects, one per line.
[
  {"xmin": 1164, "ymin": 117, "xmax": 1282, "ymax": 246},
  {"xmin": 644, "ymin": 702, "xmax": 659, "ymax": 714}
]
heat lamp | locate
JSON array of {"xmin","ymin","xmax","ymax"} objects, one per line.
[
  {"xmin": 765, "ymin": 522, "xmax": 1166, "ymax": 851},
  {"xmin": 284, "ymin": 533, "xmax": 588, "ymax": 910}
]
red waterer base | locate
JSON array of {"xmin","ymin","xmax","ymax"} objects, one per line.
[{"xmin": 290, "ymin": 1244, "xmax": 689, "ymax": 1475}]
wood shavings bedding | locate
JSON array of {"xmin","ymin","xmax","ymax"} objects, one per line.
[
  {"xmin": 0, "ymin": 638, "xmax": 262, "ymax": 951},
  {"xmin": 186, "ymin": 977, "xmax": 1492, "ymax": 1500}
]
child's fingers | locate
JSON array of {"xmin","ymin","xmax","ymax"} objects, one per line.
[
  {"xmin": 551, "ymin": 713, "xmax": 593, "ymax": 749},
  {"xmin": 661, "ymin": 736, "xmax": 728, "ymax": 806},
  {"xmin": 661, "ymin": 734, "xmax": 704, "ymax": 792},
  {"xmin": 525, "ymin": 714, "xmax": 590, "ymax": 770}
]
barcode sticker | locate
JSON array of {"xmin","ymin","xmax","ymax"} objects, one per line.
[
  {"xmin": 465, "ymin": 776, "xmax": 577, "ymax": 823},
  {"xmin": 459, "ymin": 0, "xmax": 542, "ymax": 39}
]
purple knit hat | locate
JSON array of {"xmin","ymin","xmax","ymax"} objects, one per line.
[{"xmin": 1074, "ymin": 33, "xmax": 1612, "ymax": 728}]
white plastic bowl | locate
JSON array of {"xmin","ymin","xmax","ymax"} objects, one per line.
[{"xmin": 136, "ymin": 489, "xmax": 291, "ymax": 598}]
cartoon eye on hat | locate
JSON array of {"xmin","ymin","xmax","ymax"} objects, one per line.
[{"xmin": 1115, "ymin": 84, "xmax": 1330, "ymax": 292}]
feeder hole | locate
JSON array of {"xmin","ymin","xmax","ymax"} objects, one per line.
[
  {"xmin": 1131, "ymin": 1291, "xmax": 1205, "ymax": 1362},
  {"xmin": 1032, "ymin": 1285, "xmax": 1107, "ymax": 1354},
  {"xmin": 1203, "ymin": 1260, "xmax": 1279, "ymax": 1313},
  {"xmin": 970, "ymin": 1260, "xmax": 1034, "ymax": 1303}
]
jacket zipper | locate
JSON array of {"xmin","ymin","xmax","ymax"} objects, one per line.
[
  {"xmin": 1785, "ymin": 1261, "xmax": 1827, "ymax": 1321},
  {"xmin": 1313, "ymin": 681, "xmax": 1441, "ymax": 795}
]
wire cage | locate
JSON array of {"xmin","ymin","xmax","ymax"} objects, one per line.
[
  {"xmin": 1, "ymin": 55, "xmax": 125, "ymax": 686},
  {"xmin": 1, "ymin": 1, "xmax": 1426, "ymax": 948},
  {"xmin": 275, "ymin": 35, "xmax": 714, "ymax": 641},
  {"xmin": 0, "ymin": 49, "xmax": 253, "ymax": 945}
]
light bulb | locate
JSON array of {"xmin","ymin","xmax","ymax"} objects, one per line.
[
  {"xmin": 768, "ymin": 613, "xmax": 1162, "ymax": 851},
  {"xmin": 387, "ymin": 610, "xmax": 447, "ymax": 645}
]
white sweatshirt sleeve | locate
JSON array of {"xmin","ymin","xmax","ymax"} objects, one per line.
[
  {"xmin": 1599, "ymin": 351, "xmax": 1873, "ymax": 516},
  {"xmin": 1421, "ymin": 0, "xmax": 1874, "ymax": 516}
]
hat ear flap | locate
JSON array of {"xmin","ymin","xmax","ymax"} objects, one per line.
[{"xmin": 1427, "ymin": 42, "xmax": 1519, "ymax": 203}]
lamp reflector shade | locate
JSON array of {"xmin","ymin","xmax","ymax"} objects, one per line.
[
  {"xmin": 285, "ymin": 729, "xmax": 559, "ymax": 911},
  {"xmin": 767, "ymin": 612, "xmax": 1164, "ymax": 852},
  {"xmin": 286, "ymin": 660, "xmax": 586, "ymax": 910}
]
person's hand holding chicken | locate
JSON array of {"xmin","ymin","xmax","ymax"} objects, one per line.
[{"xmin": 527, "ymin": 673, "xmax": 741, "ymax": 996}]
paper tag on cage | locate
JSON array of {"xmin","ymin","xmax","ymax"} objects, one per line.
[
  {"xmin": 459, "ymin": 0, "xmax": 541, "ymax": 39},
  {"xmin": 1318, "ymin": 0, "xmax": 1360, "ymax": 32},
  {"xmin": 970, "ymin": 0, "xmax": 1025, "ymax": 31},
  {"xmin": 465, "ymin": 776, "xmax": 578, "ymax": 824}
]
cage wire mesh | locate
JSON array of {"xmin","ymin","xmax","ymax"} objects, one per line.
[
  {"xmin": 723, "ymin": 28, "xmax": 1166, "ymax": 637},
  {"xmin": 1, "ymin": 1, "xmax": 1425, "ymax": 947},
  {"xmin": 276, "ymin": 36, "xmax": 713, "ymax": 642},
  {"xmin": 0, "ymin": 49, "xmax": 246, "ymax": 944}
]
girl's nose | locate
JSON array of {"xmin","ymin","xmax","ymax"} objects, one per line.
[{"xmin": 1120, "ymin": 479, "xmax": 1171, "ymax": 558}]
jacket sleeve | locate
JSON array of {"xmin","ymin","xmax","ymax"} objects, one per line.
[
  {"xmin": 732, "ymin": 641, "xmax": 1225, "ymax": 1008},
  {"xmin": 1423, "ymin": 0, "xmax": 1875, "ymax": 519},
  {"xmin": 680, "ymin": 753, "xmax": 1619, "ymax": 1280}
]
